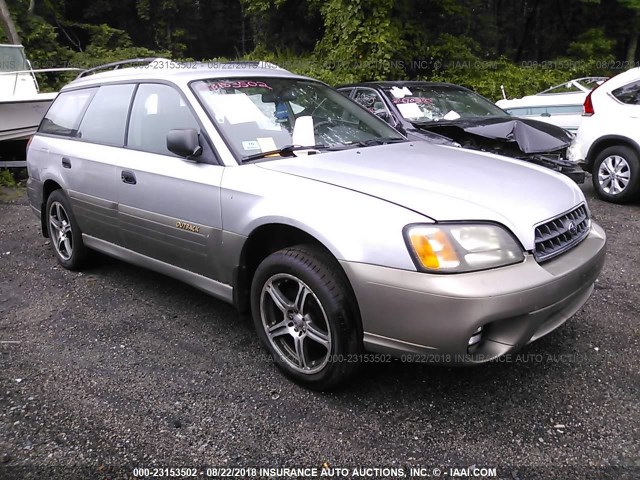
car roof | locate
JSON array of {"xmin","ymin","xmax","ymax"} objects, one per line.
[
  {"xmin": 338, "ymin": 81, "xmax": 470, "ymax": 90},
  {"xmin": 598, "ymin": 66, "xmax": 640, "ymax": 91},
  {"xmin": 62, "ymin": 58, "xmax": 309, "ymax": 90}
]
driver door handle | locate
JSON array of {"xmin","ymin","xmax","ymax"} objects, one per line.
[{"xmin": 121, "ymin": 170, "xmax": 137, "ymax": 185}]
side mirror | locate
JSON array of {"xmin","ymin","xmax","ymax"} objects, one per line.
[{"xmin": 167, "ymin": 129, "xmax": 203, "ymax": 158}]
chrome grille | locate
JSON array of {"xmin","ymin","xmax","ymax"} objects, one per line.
[{"xmin": 534, "ymin": 205, "xmax": 590, "ymax": 262}]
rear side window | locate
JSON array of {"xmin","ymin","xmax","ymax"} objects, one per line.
[
  {"xmin": 39, "ymin": 88, "xmax": 96, "ymax": 137},
  {"xmin": 127, "ymin": 83, "xmax": 200, "ymax": 156},
  {"xmin": 77, "ymin": 84, "xmax": 136, "ymax": 146},
  {"xmin": 612, "ymin": 80, "xmax": 640, "ymax": 105}
]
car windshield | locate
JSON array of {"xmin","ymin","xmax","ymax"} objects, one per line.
[
  {"xmin": 539, "ymin": 77, "xmax": 608, "ymax": 95},
  {"xmin": 191, "ymin": 77, "xmax": 405, "ymax": 161},
  {"xmin": 383, "ymin": 84, "xmax": 508, "ymax": 123}
]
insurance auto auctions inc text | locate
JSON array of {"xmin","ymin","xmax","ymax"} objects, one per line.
[{"xmin": 249, "ymin": 466, "xmax": 497, "ymax": 478}]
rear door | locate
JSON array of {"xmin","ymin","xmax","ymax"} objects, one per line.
[
  {"xmin": 114, "ymin": 82, "xmax": 225, "ymax": 280},
  {"xmin": 37, "ymin": 86, "xmax": 135, "ymax": 245},
  {"xmin": 65, "ymin": 84, "xmax": 136, "ymax": 244}
]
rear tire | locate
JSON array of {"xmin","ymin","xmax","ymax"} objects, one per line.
[
  {"xmin": 250, "ymin": 245, "xmax": 361, "ymax": 390},
  {"xmin": 592, "ymin": 146, "xmax": 640, "ymax": 204},
  {"xmin": 45, "ymin": 190, "xmax": 89, "ymax": 270}
]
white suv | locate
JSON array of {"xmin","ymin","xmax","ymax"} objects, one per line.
[{"xmin": 569, "ymin": 67, "xmax": 640, "ymax": 203}]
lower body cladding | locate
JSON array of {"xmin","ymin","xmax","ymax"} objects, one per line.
[{"xmin": 341, "ymin": 223, "xmax": 606, "ymax": 364}]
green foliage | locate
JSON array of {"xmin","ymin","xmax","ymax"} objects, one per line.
[
  {"xmin": 315, "ymin": 0, "xmax": 407, "ymax": 82},
  {"xmin": 429, "ymin": 55, "xmax": 616, "ymax": 102},
  {"xmin": 2, "ymin": 0, "xmax": 639, "ymax": 101},
  {"xmin": 69, "ymin": 23, "xmax": 169, "ymax": 70},
  {"xmin": 567, "ymin": 28, "xmax": 615, "ymax": 60},
  {"xmin": 0, "ymin": 169, "xmax": 17, "ymax": 187}
]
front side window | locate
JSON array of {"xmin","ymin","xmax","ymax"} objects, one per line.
[
  {"xmin": 353, "ymin": 88, "xmax": 389, "ymax": 115},
  {"xmin": 39, "ymin": 88, "xmax": 97, "ymax": 137},
  {"xmin": 383, "ymin": 85, "xmax": 509, "ymax": 123},
  {"xmin": 77, "ymin": 84, "xmax": 135, "ymax": 146},
  {"xmin": 612, "ymin": 80, "xmax": 640, "ymax": 105},
  {"xmin": 190, "ymin": 77, "xmax": 403, "ymax": 161},
  {"xmin": 127, "ymin": 83, "xmax": 200, "ymax": 156}
]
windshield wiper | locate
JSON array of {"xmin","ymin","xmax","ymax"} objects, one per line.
[
  {"xmin": 241, "ymin": 144, "xmax": 329, "ymax": 163},
  {"xmin": 346, "ymin": 137, "xmax": 407, "ymax": 147}
]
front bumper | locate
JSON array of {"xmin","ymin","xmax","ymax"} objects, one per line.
[
  {"xmin": 525, "ymin": 154, "xmax": 585, "ymax": 183},
  {"xmin": 341, "ymin": 222, "xmax": 606, "ymax": 363}
]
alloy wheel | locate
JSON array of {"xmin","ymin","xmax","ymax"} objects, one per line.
[
  {"xmin": 48, "ymin": 201, "xmax": 73, "ymax": 261},
  {"xmin": 260, "ymin": 273, "xmax": 332, "ymax": 374},
  {"xmin": 598, "ymin": 155, "xmax": 631, "ymax": 195}
]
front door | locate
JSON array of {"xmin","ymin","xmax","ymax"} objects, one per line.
[{"xmin": 114, "ymin": 83, "xmax": 225, "ymax": 280}]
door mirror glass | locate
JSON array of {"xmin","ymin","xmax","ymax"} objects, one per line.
[{"xmin": 167, "ymin": 129, "xmax": 203, "ymax": 158}]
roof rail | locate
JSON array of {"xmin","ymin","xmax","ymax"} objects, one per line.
[
  {"xmin": 75, "ymin": 58, "xmax": 288, "ymax": 80},
  {"xmin": 216, "ymin": 60, "xmax": 284, "ymax": 69},
  {"xmin": 76, "ymin": 58, "xmax": 169, "ymax": 79}
]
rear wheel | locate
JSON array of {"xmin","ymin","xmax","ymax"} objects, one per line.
[
  {"xmin": 46, "ymin": 190, "xmax": 89, "ymax": 270},
  {"xmin": 250, "ymin": 245, "xmax": 361, "ymax": 390},
  {"xmin": 592, "ymin": 146, "xmax": 640, "ymax": 204}
]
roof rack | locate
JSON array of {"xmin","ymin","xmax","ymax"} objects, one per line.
[
  {"xmin": 212, "ymin": 60, "xmax": 285, "ymax": 70},
  {"xmin": 75, "ymin": 58, "xmax": 288, "ymax": 80},
  {"xmin": 76, "ymin": 58, "xmax": 168, "ymax": 79}
]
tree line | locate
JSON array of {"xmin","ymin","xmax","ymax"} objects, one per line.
[{"xmin": 1, "ymin": 0, "xmax": 640, "ymax": 99}]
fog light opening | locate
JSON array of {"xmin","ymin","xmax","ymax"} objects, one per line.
[{"xmin": 467, "ymin": 325, "xmax": 484, "ymax": 352}]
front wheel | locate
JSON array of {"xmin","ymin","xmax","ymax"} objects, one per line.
[
  {"xmin": 250, "ymin": 245, "xmax": 361, "ymax": 390},
  {"xmin": 592, "ymin": 146, "xmax": 640, "ymax": 204}
]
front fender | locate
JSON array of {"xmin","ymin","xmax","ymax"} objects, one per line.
[{"xmin": 220, "ymin": 165, "xmax": 432, "ymax": 271}]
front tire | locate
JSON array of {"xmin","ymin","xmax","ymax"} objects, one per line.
[
  {"xmin": 250, "ymin": 245, "xmax": 361, "ymax": 390},
  {"xmin": 592, "ymin": 146, "xmax": 640, "ymax": 204},
  {"xmin": 46, "ymin": 190, "xmax": 89, "ymax": 270}
]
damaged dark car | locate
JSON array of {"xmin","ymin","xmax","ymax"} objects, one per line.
[{"xmin": 337, "ymin": 81, "xmax": 584, "ymax": 183}]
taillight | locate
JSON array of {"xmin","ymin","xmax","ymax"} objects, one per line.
[
  {"xmin": 583, "ymin": 91, "xmax": 595, "ymax": 116},
  {"xmin": 26, "ymin": 135, "xmax": 33, "ymax": 151},
  {"xmin": 583, "ymin": 77, "xmax": 611, "ymax": 116}
]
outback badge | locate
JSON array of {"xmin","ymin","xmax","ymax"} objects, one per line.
[{"xmin": 176, "ymin": 221, "xmax": 200, "ymax": 233}]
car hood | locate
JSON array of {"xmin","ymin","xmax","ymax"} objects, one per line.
[
  {"xmin": 412, "ymin": 117, "xmax": 572, "ymax": 154},
  {"xmin": 257, "ymin": 142, "xmax": 584, "ymax": 250}
]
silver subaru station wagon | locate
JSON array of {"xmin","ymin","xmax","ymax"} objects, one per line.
[{"xmin": 26, "ymin": 59, "xmax": 606, "ymax": 389}]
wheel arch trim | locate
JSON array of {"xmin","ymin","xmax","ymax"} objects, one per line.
[
  {"xmin": 585, "ymin": 135, "xmax": 640, "ymax": 171},
  {"xmin": 40, "ymin": 175, "xmax": 68, "ymax": 238},
  {"xmin": 231, "ymin": 220, "xmax": 362, "ymax": 329}
]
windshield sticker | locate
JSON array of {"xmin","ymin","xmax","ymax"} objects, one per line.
[
  {"xmin": 208, "ymin": 80, "xmax": 273, "ymax": 91},
  {"xmin": 396, "ymin": 103, "xmax": 424, "ymax": 119},
  {"xmin": 392, "ymin": 97, "xmax": 434, "ymax": 105},
  {"xmin": 389, "ymin": 86, "xmax": 412, "ymax": 98},
  {"xmin": 257, "ymin": 137, "xmax": 277, "ymax": 152},
  {"xmin": 443, "ymin": 110, "xmax": 461, "ymax": 120},
  {"xmin": 242, "ymin": 140, "xmax": 261, "ymax": 151},
  {"xmin": 203, "ymin": 93, "xmax": 275, "ymax": 125}
]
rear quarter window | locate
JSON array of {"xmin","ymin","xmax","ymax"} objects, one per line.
[
  {"xmin": 39, "ymin": 88, "xmax": 97, "ymax": 137},
  {"xmin": 612, "ymin": 80, "xmax": 640, "ymax": 105}
]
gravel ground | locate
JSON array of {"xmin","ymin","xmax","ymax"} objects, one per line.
[{"xmin": 0, "ymin": 180, "xmax": 638, "ymax": 480}]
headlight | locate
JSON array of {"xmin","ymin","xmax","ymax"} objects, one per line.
[{"xmin": 404, "ymin": 224, "xmax": 524, "ymax": 273}]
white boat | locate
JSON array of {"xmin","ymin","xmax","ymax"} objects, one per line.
[
  {"xmin": 496, "ymin": 77, "xmax": 607, "ymax": 132},
  {"xmin": 0, "ymin": 44, "xmax": 81, "ymax": 142}
]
